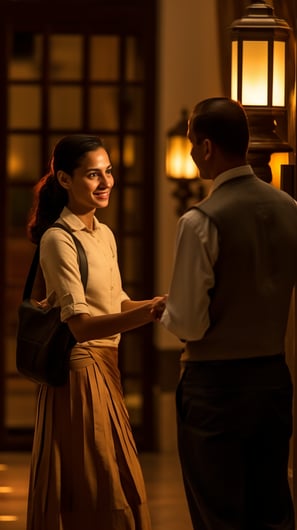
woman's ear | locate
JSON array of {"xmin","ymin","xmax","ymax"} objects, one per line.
[{"xmin": 57, "ymin": 170, "xmax": 71, "ymax": 190}]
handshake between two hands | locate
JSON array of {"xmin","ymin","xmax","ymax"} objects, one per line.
[{"xmin": 150, "ymin": 295, "xmax": 167, "ymax": 321}]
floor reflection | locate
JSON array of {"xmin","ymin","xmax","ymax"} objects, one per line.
[{"xmin": 0, "ymin": 450, "xmax": 192, "ymax": 530}]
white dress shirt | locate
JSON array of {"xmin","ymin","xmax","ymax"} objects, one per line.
[{"xmin": 161, "ymin": 165, "xmax": 254, "ymax": 341}]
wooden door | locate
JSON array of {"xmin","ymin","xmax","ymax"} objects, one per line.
[{"xmin": 0, "ymin": 0, "xmax": 157, "ymax": 450}]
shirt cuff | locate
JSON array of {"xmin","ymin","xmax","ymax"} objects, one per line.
[{"xmin": 61, "ymin": 300, "xmax": 90, "ymax": 321}]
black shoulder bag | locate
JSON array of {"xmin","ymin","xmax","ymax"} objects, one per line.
[{"xmin": 16, "ymin": 223, "xmax": 88, "ymax": 387}]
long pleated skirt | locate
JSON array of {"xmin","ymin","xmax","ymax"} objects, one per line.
[{"xmin": 26, "ymin": 345, "xmax": 152, "ymax": 530}]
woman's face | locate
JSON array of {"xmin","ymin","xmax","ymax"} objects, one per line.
[{"xmin": 63, "ymin": 147, "xmax": 114, "ymax": 213}]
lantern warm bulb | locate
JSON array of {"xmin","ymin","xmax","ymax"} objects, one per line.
[
  {"xmin": 242, "ymin": 41, "xmax": 268, "ymax": 105},
  {"xmin": 166, "ymin": 137, "xmax": 197, "ymax": 180},
  {"xmin": 269, "ymin": 152, "xmax": 289, "ymax": 189}
]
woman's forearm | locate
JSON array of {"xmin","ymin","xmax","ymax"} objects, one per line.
[
  {"xmin": 66, "ymin": 300, "xmax": 157, "ymax": 343},
  {"xmin": 121, "ymin": 299, "xmax": 153, "ymax": 311}
]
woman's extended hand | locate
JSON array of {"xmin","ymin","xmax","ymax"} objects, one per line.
[{"xmin": 150, "ymin": 295, "xmax": 167, "ymax": 320}]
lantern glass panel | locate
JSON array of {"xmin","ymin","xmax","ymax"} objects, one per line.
[
  {"xmin": 242, "ymin": 41, "xmax": 268, "ymax": 105},
  {"xmin": 273, "ymin": 41, "xmax": 285, "ymax": 106},
  {"xmin": 231, "ymin": 41, "xmax": 238, "ymax": 100}
]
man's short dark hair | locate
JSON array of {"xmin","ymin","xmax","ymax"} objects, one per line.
[{"xmin": 190, "ymin": 97, "xmax": 249, "ymax": 158}]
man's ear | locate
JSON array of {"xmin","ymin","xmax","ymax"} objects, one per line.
[
  {"xmin": 57, "ymin": 170, "xmax": 71, "ymax": 190},
  {"xmin": 203, "ymin": 138, "xmax": 212, "ymax": 160}
]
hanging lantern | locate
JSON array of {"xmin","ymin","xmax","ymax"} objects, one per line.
[{"xmin": 230, "ymin": 1, "xmax": 293, "ymax": 182}]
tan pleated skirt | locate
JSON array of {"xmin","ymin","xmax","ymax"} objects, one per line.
[{"xmin": 26, "ymin": 346, "xmax": 152, "ymax": 530}]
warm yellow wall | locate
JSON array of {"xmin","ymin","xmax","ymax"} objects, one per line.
[{"xmin": 155, "ymin": 0, "xmax": 223, "ymax": 350}]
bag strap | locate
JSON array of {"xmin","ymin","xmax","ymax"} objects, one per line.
[{"xmin": 23, "ymin": 223, "xmax": 88, "ymax": 300}]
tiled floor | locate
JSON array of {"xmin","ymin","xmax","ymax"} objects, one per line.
[{"xmin": 0, "ymin": 450, "xmax": 193, "ymax": 530}]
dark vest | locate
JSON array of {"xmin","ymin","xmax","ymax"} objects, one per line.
[{"xmin": 184, "ymin": 174, "xmax": 297, "ymax": 361}]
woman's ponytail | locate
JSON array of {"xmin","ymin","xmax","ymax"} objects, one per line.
[
  {"xmin": 27, "ymin": 134, "xmax": 105, "ymax": 244},
  {"xmin": 27, "ymin": 173, "xmax": 68, "ymax": 244}
]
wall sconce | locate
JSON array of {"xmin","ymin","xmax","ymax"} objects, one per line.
[
  {"xmin": 230, "ymin": 0, "xmax": 293, "ymax": 183},
  {"xmin": 166, "ymin": 109, "xmax": 200, "ymax": 216}
]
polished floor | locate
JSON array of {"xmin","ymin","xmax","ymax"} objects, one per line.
[{"xmin": 0, "ymin": 450, "xmax": 193, "ymax": 530}]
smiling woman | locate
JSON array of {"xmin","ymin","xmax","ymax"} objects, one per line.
[
  {"xmin": 57, "ymin": 146, "xmax": 115, "ymax": 227},
  {"xmin": 23, "ymin": 134, "xmax": 164, "ymax": 530}
]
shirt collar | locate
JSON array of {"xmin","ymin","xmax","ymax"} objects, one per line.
[
  {"xmin": 209, "ymin": 165, "xmax": 254, "ymax": 194},
  {"xmin": 59, "ymin": 206, "xmax": 101, "ymax": 233}
]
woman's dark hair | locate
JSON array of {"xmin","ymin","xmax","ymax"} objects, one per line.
[
  {"xmin": 27, "ymin": 134, "xmax": 105, "ymax": 244},
  {"xmin": 190, "ymin": 97, "xmax": 249, "ymax": 158}
]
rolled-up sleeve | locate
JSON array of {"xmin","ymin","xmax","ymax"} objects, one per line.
[{"xmin": 40, "ymin": 229, "xmax": 90, "ymax": 321}]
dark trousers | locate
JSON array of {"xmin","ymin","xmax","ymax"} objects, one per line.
[{"xmin": 176, "ymin": 355, "xmax": 295, "ymax": 530}]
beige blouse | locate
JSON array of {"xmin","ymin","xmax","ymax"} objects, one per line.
[{"xmin": 40, "ymin": 207, "xmax": 130, "ymax": 348}]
